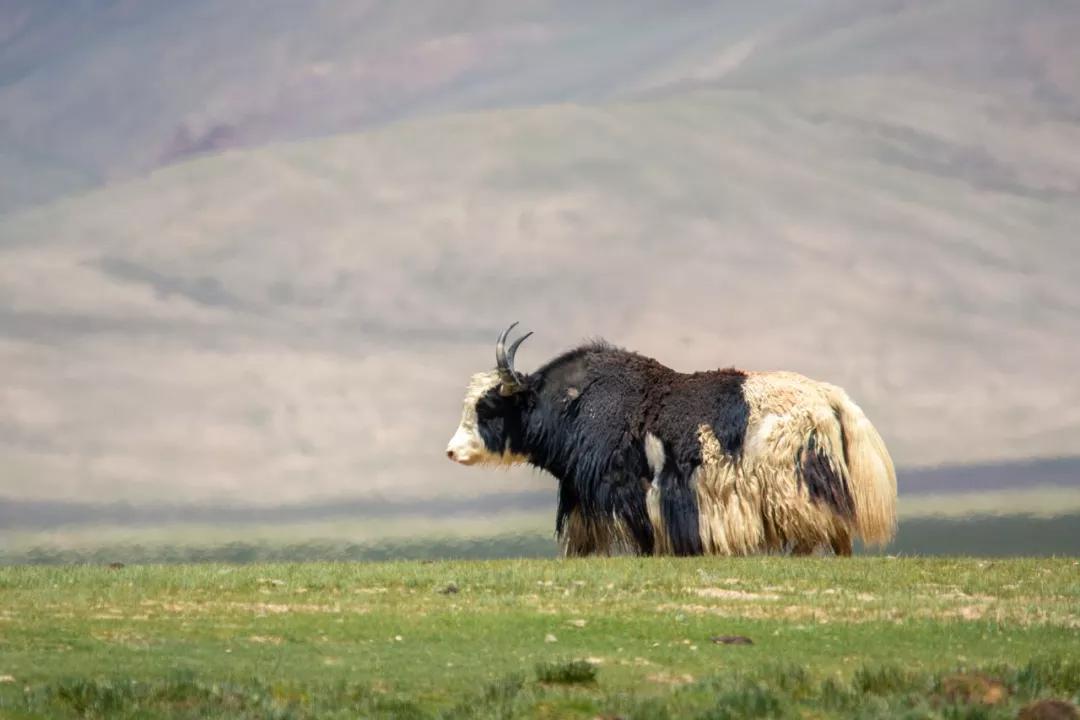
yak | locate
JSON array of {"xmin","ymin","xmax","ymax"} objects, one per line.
[{"xmin": 445, "ymin": 323, "xmax": 897, "ymax": 557}]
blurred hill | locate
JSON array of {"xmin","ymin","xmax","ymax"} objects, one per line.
[
  {"xmin": 0, "ymin": 0, "xmax": 801, "ymax": 212},
  {"xmin": 1, "ymin": 1, "xmax": 1078, "ymax": 505}
]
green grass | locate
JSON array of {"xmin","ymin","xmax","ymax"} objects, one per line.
[{"xmin": 0, "ymin": 558, "xmax": 1077, "ymax": 718}]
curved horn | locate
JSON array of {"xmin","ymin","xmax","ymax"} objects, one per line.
[
  {"xmin": 495, "ymin": 321, "xmax": 531, "ymax": 388},
  {"xmin": 495, "ymin": 321, "xmax": 517, "ymax": 379}
]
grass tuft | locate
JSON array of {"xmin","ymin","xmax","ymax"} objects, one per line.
[
  {"xmin": 701, "ymin": 683, "xmax": 786, "ymax": 719},
  {"xmin": 853, "ymin": 663, "xmax": 923, "ymax": 696},
  {"xmin": 535, "ymin": 659, "xmax": 598, "ymax": 685},
  {"xmin": 1011, "ymin": 657, "xmax": 1080, "ymax": 697},
  {"xmin": 442, "ymin": 674, "xmax": 525, "ymax": 720}
]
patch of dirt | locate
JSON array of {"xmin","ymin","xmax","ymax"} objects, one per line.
[
  {"xmin": 646, "ymin": 672, "xmax": 695, "ymax": 685},
  {"xmin": 149, "ymin": 599, "xmax": 351, "ymax": 616},
  {"xmin": 936, "ymin": 590, "xmax": 997, "ymax": 602},
  {"xmin": 691, "ymin": 588, "xmax": 781, "ymax": 601},
  {"xmin": 91, "ymin": 630, "xmax": 150, "ymax": 648},
  {"xmin": 248, "ymin": 635, "xmax": 284, "ymax": 645},
  {"xmin": 658, "ymin": 602, "xmax": 829, "ymax": 622},
  {"xmin": 227, "ymin": 601, "xmax": 342, "ymax": 615},
  {"xmin": 957, "ymin": 605, "xmax": 987, "ymax": 620}
]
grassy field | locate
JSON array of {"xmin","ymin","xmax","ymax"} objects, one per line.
[{"xmin": 0, "ymin": 558, "xmax": 1077, "ymax": 718}]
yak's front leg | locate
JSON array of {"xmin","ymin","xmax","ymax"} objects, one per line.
[
  {"xmin": 657, "ymin": 464, "xmax": 704, "ymax": 556},
  {"xmin": 644, "ymin": 433, "xmax": 703, "ymax": 556},
  {"xmin": 556, "ymin": 474, "xmax": 653, "ymax": 557}
]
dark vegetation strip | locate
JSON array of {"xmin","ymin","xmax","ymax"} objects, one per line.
[
  {"xmin": 0, "ymin": 490, "xmax": 557, "ymax": 529},
  {"xmin": 2, "ymin": 515, "xmax": 1078, "ymax": 565},
  {"xmin": 3, "ymin": 456, "xmax": 1078, "ymax": 531},
  {"xmin": 898, "ymin": 455, "xmax": 1080, "ymax": 494},
  {"xmin": 876, "ymin": 514, "xmax": 1080, "ymax": 557},
  {"xmin": 0, "ymin": 657, "xmax": 1075, "ymax": 719}
]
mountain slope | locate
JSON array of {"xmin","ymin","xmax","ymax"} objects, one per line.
[
  {"xmin": 4, "ymin": 1, "xmax": 1077, "ymax": 212},
  {"xmin": 0, "ymin": 1, "xmax": 801, "ymax": 212},
  {"xmin": 2, "ymin": 81, "xmax": 1078, "ymax": 504},
  {"xmin": 1, "ymin": 1, "xmax": 1078, "ymax": 504}
]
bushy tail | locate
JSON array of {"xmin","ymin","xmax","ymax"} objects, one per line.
[{"xmin": 827, "ymin": 386, "xmax": 897, "ymax": 546}]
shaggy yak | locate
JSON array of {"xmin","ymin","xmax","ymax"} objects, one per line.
[{"xmin": 445, "ymin": 323, "xmax": 897, "ymax": 557}]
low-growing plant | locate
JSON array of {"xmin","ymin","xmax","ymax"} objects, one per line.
[{"xmin": 535, "ymin": 659, "xmax": 598, "ymax": 685}]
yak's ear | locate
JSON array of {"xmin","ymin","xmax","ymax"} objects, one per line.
[{"xmin": 498, "ymin": 373, "xmax": 532, "ymax": 397}]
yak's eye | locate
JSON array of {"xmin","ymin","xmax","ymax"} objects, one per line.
[
  {"xmin": 476, "ymin": 390, "xmax": 510, "ymax": 419},
  {"xmin": 475, "ymin": 400, "xmax": 497, "ymax": 421}
]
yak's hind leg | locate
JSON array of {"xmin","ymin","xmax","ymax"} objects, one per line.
[{"xmin": 830, "ymin": 529, "xmax": 853, "ymax": 557}]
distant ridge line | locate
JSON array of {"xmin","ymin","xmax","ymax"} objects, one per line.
[
  {"xmin": 898, "ymin": 455, "xmax": 1080, "ymax": 494},
  {"xmin": 0, "ymin": 490, "xmax": 556, "ymax": 530}
]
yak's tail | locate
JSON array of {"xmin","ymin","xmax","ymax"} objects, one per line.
[{"xmin": 826, "ymin": 386, "xmax": 897, "ymax": 546}]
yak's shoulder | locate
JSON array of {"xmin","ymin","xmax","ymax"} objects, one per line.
[{"xmin": 539, "ymin": 341, "xmax": 671, "ymax": 376}]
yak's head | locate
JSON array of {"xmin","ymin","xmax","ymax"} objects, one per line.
[{"xmin": 446, "ymin": 322, "xmax": 534, "ymax": 467}]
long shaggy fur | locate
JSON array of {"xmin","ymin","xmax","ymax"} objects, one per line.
[{"xmin": 447, "ymin": 340, "xmax": 897, "ymax": 557}]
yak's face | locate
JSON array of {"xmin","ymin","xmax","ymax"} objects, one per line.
[{"xmin": 446, "ymin": 370, "xmax": 530, "ymax": 466}]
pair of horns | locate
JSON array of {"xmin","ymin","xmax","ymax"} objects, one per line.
[{"xmin": 496, "ymin": 321, "xmax": 532, "ymax": 388}]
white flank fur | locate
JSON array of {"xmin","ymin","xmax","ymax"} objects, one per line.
[{"xmin": 656, "ymin": 372, "xmax": 897, "ymax": 556}]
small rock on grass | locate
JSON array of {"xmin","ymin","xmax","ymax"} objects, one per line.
[
  {"xmin": 939, "ymin": 673, "xmax": 1008, "ymax": 706},
  {"xmin": 710, "ymin": 635, "xmax": 753, "ymax": 645},
  {"xmin": 1018, "ymin": 700, "xmax": 1080, "ymax": 720}
]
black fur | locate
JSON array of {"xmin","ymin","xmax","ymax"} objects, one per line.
[
  {"xmin": 797, "ymin": 432, "xmax": 855, "ymax": 518},
  {"xmin": 472, "ymin": 341, "xmax": 759, "ymax": 555},
  {"xmin": 656, "ymin": 449, "xmax": 702, "ymax": 556}
]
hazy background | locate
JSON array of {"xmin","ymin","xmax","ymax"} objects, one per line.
[{"xmin": 1, "ymin": 0, "xmax": 1078, "ymax": 560}]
